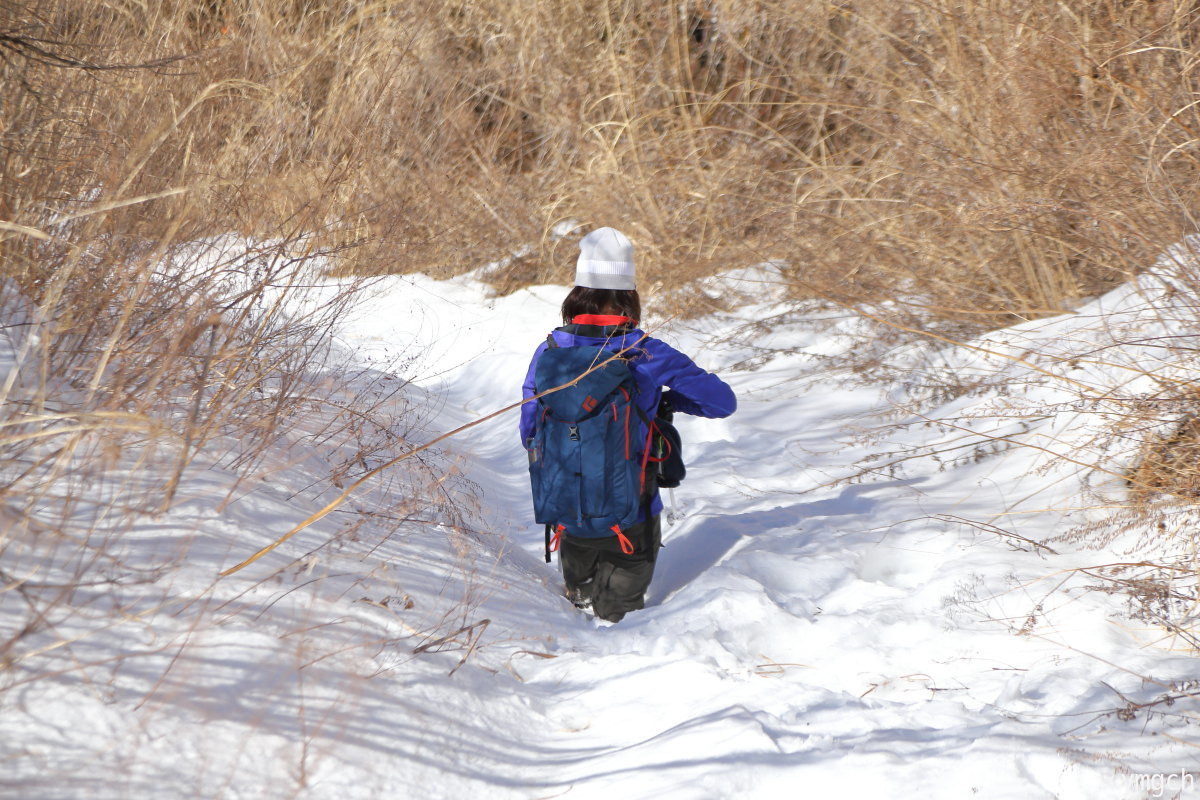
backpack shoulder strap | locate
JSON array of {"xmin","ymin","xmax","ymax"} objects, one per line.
[{"xmin": 546, "ymin": 333, "xmax": 559, "ymax": 349}]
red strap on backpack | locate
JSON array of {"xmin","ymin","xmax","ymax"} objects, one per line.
[{"xmin": 612, "ymin": 524, "xmax": 635, "ymax": 555}]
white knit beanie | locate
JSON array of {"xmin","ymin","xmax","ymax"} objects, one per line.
[{"xmin": 575, "ymin": 227, "xmax": 636, "ymax": 290}]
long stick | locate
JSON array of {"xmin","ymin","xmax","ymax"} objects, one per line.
[{"xmin": 218, "ymin": 335, "xmax": 646, "ymax": 577}]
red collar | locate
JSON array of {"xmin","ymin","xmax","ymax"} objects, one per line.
[{"xmin": 572, "ymin": 314, "xmax": 636, "ymax": 326}]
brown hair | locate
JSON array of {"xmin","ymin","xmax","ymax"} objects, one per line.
[{"xmin": 561, "ymin": 287, "xmax": 641, "ymax": 326}]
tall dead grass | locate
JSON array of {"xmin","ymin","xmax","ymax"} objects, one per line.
[
  {"xmin": 0, "ymin": 0, "xmax": 474, "ymax": 697},
  {"xmin": 10, "ymin": 1, "xmax": 1197, "ymax": 321}
]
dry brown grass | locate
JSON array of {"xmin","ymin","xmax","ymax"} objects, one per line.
[
  {"xmin": 9, "ymin": 1, "xmax": 1199, "ymax": 321},
  {"xmin": 0, "ymin": 0, "xmax": 477, "ymax": 686},
  {"xmin": 1128, "ymin": 412, "xmax": 1200, "ymax": 502}
]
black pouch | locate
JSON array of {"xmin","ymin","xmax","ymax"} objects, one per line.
[
  {"xmin": 653, "ymin": 418, "xmax": 685, "ymax": 488},
  {"xmin": 646, "ymin": 392, "xmax": 687, "ymax": 492}
]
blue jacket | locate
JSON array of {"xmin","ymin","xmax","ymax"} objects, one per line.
[{"xmin": 521, "ymin": 321, "xmax": 736, "ymax": 519}]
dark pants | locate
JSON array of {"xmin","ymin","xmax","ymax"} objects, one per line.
[{"xmin": 559, "ymin": 515, "xmax": 662, "ymax": 622}]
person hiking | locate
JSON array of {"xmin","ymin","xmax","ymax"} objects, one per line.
[{"xmin": 520, "ymin": 227, "xmax": 736, "ymax": 623}]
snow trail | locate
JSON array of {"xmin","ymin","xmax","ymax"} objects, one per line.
[{"xmin": 329, "ymin": 269, "xmax": 1196, "ymax": 799}]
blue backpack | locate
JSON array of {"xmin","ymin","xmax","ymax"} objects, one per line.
[{"xmin": 527, "ymin": 336, "xmax": 651, "ymax": 558}]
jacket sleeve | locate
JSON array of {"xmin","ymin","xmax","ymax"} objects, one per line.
[
  {"xmin": 519, "ymin": 341, "xmax": 550, "ymax": 446},
  {"xmin": 642, "ymin": 339, "xmax": 736, "ymax": 419}
]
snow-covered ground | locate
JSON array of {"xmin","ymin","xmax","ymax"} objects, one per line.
[{"xmin": 2, "ymin": 258, "xmax": 1198, "ymax": 799}]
